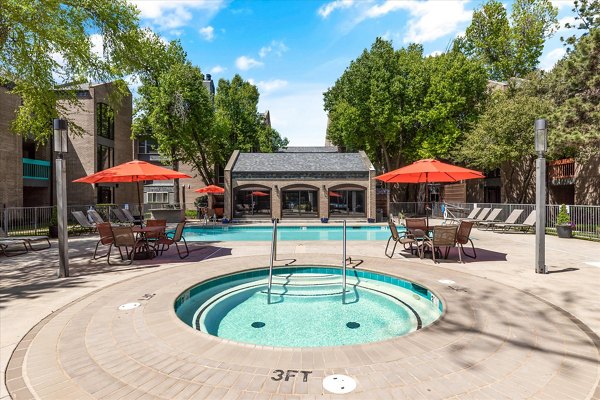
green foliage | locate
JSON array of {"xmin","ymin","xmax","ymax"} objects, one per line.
[
  {"xmin": 456, "ymin": 0, "xmax": 558, "ymax": 81},
  {"xmin": 324, "ymin": 38, "xmax": 487, "ymax": 173},
  {"xmin": 184, "ymin": 209, "xmax": 197, "ymax": 218},
  {"xmin": 49, "ymin": 207, "xmax": 58, "ymax": 226},
  {"xmin": 561, "ymin": 0, "xmax": 600, "ymax": 48},
  {"xmin": 0, "ymin": 0, "xmax": 145, "ymax": 141},
  {"xmin": 194, "ymin": 196, "xmax": 208, "ymax": 208},
  {"xmin": 556, "ymin": 204, "xmax": 572, "ymax": 225},
  {"xmin": 214, "ymin": 74, "xmax": 288, "ymax": 166}
]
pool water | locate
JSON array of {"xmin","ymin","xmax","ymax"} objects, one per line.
[
  {"xmin": 182, "ymin": 225, "xmax": 396, "ymax": 241},
  {"xmin": 175, "ymin": 267, "xmax": 442, "ymax": 347}
]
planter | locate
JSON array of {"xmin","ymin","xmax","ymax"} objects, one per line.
[
  {"xmin": 320, "ymin": 218, "xmax": 329, "ymax": 223},
  {"xmin": 556, "ymin": 225, "xmax": 573, "ymax": 238},
  {"xmin": 367, "ymin": 218, "xmax": 375, "ymax": 223},
  {"xmin": 222, "ymin": 218, "xmax": 230, "ymax": 224},
  {"xmin": 48, "ymin": 225, "xmax": 59, "ymax": 238}
]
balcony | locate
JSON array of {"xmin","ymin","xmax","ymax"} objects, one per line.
[
  {"xmin": 548, "ymin": 158, "xmax": 575, "ymax": 185},
  {"xmin": 22, "ymin": 158, "xmax": 51, "ymax": 187}
]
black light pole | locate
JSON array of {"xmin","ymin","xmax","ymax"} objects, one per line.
[
  {"xmin": 53, "ymin": 118, "xmax": 69, "ymax": 278},
  {"xmin": 534, "ymin": 119, "xmax": 547, "ymax": 274}
]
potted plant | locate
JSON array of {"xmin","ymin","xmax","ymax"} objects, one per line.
[
  {"xmin": 48, "ymin": 207, "xmax": 58, "ymax": 238},
  {"xmin": 556, "ymin": 204, "xmax": 575, "ymax": 238}
]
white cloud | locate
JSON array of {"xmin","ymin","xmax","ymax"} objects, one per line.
[
  {"xmin": 258, "ymin": 84, "xmax": 329, "ymax": 146},
  {"xmin": 130, "ymin": 0, "xmax": 225, "ymax": 32},
  {"xmin": 318, "ymin": 0, "xmax": 354, "ymax": 18},
  {"xmin": 90, "ymin": 34, "xmax": 104, "ymax": 57},
  {"xmin": 550, "ymin": 0, "xmax": 573, "ymax": 10},
  {"xmin": 199, "ymin": 26, "xmax": 215, "ymax": 41},
  {"xmin": 255, "ymin": 79, "xmax": 289, "ymax": 93},
  {"xmin": 210, "ymin": 65, "xmax": 226, "ymax": 74},
  {"xmin": 427, "ymin": 50, "xmax": 443, "ymax": 57},
  {"xmin": 557, "ymin": 16, "xmax": 577, "ymax": 32},
  {"xmin": 235, "ymin": 56, "xmax": 264, "ymax": 71},
  {"xmin": 540, "ymin": 47, "xmax": 566, "ymax": 71},
  {"xmin": 259, "ymin": 40, "xmax": 289, "ymax": 58}
]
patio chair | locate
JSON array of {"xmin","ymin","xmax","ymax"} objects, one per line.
[
  {"xmin": 93, "ymin": 222, "xmax": 114, "ymax": 260},
  {"xmin": 474, "ymin": 208, "xmax": 503, "ymax": 227},
  {"xmin": 121, "ymin": 208, "xmax": 142, "ymax": 225},
  {"xmin": 494, "ymin": 210, "xmax": 537, "ymax": 233},
  {"xmin": 71, "ymin": 211, "xmax": 96, "ymax": 234},
  {"xmin": 405, "ymin": 217, "xmax": 428, "ymax": 235},
  {"xmin": 447, "ymin": 207, "xmax": 480, "ymax": 224},
  {"xmin": 385, "ymin": 220, "xmax": 421, "ymax": 258},
  {"xmin": 144, "ymin": 219, "xmax": 167, "ymax": 242},
  {"xmin": 88, "ymin": 209, "xmax": 105, "ymax": 224},
  {"xmin": 108, "ymin": 225, "xmax": 149, "ymax": 265},
  {"xmin": 463, "ymin": 207, "xmax": 491, "ymax": 224},
  {"xmin": 0, "ymin": 240, "xmax": 28, "ymax": 257},
  {"xmin": 155, "ymin": 221, "xmax": 189, "ymax": 259},
  {"xmin": 456, "ymin": 220, "xmax": 476, "ymax": 259},
  {"xmin": 422, "ymin": 225, "xmax": 460, "ymax": 263},
  {"xmin": 112, "ymin": 208, "xmax": 131, "ymax": 225},
  {"xmin": 478, "ymin": 209, "xmax": 523, "ymax": 230},
  {"xmin": 0, "ymin": 227, "xmax": 51, "ymax": 251}
]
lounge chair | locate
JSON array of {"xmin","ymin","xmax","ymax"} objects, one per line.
[
  {"xmin": 385, "ymin": 220, "xmax": 420, "ymax": 258},
  {"xmin": 71, "ymin": 211, "xmax": 96, "ymax": 234},
  {"xmin": 478, "ymin": 209, "xmax": 523, "ymax": 230},
  {"xmin": 0, "ymin": 240, "xmax": 28, "ymax": 257},
  {"xmin": 422, "ymin": 225, "xmax": 460, "ymax": 263},
  {"xmin": 0, "ymin": 227, "xmax": 51, "ymax": 251},
  {"xmin": 456, "ymin": 220, "xmax": 476, "ymax": 259},
  {"xmin": 108, "ymin": 226, "xmax": 149, "ymax": 265},
  {"xmin": 474, "ymin": 208, "xmax": 503, "ymax": 227},
  {"xmin": 112, "ymin": 208, "xmax": 131, "ymax": 224},
  {"xmin": 155, "ymin": 221, "xmax": 190, "ymax": 259},
  {"xmin": 494, "ymin": 210, "xmax": 537, "ymax": 233},
  {"xmin": 447, "ymin": 207, "xmax": 480, "ymax": 224},
  {"xmin": 464, "ymin": 207, "xmax": 491, "ymax": 224},
  {"xmin": 121, "ymin": 208, "xmax": 141, "ymax": 225},
  {"xmin": 88, "ymin": 209, "xmax": 105, "ymax": 224}
]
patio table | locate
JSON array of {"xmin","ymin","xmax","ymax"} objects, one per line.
[{"xmin": 131, "ymin": 226, "xmax": 166, "ymax": 259}]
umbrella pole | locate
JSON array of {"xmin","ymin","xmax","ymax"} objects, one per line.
[
  {"xmin": 426, "ymin": 174, "xmax": 429, "ymax": 228},
  {"xmin": 137, "ymin": 181, "xmax": 143, "ymax": 221}
]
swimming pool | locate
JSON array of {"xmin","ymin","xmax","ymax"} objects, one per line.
[
  {"xmin": 182, "ymin": 225, "xmax": 396, "ymax": 241},
  {"xmin": 175, "ymin": 266, "xmax": 443, "ymax": 347}
]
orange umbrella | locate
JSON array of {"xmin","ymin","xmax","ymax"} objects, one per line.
[
  {"xmin": 250, "ymin": 191, "xmax": 269, "ymax": 197},
  {"xmin": 74, "ymin": 160, "xmax": 192, "ymax": 218},
  {"xmin": 375, "ymin": 159, "xmax": 484, "ymax": 225},
  {"xmin": 328, "ymin": 191, "xmax": 343, "ymax": 198},
  {"xmin": 195, "ymin": 185, "xmax": 224, "ymax": 195}
]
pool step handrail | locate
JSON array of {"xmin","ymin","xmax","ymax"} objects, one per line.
[
  {"xmin": 342, "ymin": 220, "xmax": 347, "ymax": 295},
  {"xmin": 267, "ymin": 218, "xmax": 277, "ymax": 303}
]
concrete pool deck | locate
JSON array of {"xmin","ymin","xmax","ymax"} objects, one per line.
[{"xmin": 1, "ymin": 221, "xmax": 599, "ymax": 399}]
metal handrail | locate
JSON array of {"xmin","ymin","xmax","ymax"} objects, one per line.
[
  {"xmin": 267, "ymin": 219, "xmax": 277, "ymax": 303},
  {"xmin": 342, "ymin": 220, "xmax": 347, "ymax": 295}
]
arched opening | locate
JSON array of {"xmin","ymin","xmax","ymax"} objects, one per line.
[{"xmin": 232, "ymin": 185, "xmax": 271, "ymax": 218}]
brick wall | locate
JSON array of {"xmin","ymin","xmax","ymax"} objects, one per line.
[{"xmin": 0, "ymin": 87, "xmax": 23, "ymax": 208}]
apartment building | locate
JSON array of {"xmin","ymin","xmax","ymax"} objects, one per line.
[{"xmin": 0, "ymin": 82, "xmax": 138, "ymax": 208}]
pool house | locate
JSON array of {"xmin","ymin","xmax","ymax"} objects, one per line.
[{"xmin": 224, "ymin": 147, "xmax": 377, "ymax": 221}]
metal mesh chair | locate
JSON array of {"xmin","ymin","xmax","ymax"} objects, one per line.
[
  {"xmin": 108, "ymin": 226, "xmax": 148, "ymax": 265},
  {"xmin": 93, "ymin": 222, "xmax": 114, "ymax": 260},
  {"xmin": 72, "ymin": 211, "xmax": 96, "ymax": 234},
  {"xmin": 155, "ymin": 221, "xmax": 189, "ymax": 259},
  {"xmin": 456, "ymin": 220, "xmax": 476, "ymax": 259},
  {"xmin": 385, "ymin": 220, "xmax": 422, "ymax": 259},
  {"xmin": 145, "ymin": 219, "xmax": 167, "ymax": 240},
  {"xmin": 422, "ymin": 225, "xmax": 460, "ymax": 263}
]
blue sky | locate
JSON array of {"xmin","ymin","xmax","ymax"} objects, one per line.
[{"xmin": 130, "ymin": 0, "xmax": 578, "ymax": 146}]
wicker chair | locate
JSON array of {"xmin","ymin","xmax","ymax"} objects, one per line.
[
  {"xmin": 155, "ymin": 221, "xmax": 189, "ymax": 259},
  {"xmin": 108, "ymin": 226, "xmax": 148, "ymax": 265},
  {"xmin": 422, "ymin": 225, "xmax": 460, "ymax": 263}
]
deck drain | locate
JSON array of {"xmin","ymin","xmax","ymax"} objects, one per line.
[
  {"xmin": 118, "ymin": 302, "xmax": 140, "ymax": 311},
  {"xmin": 323, "ymin": 374, "xmax": 356, "ymax": 394},
  {"xmin": 251, "ymin": 322, "xmax": 265, "ymax": 328},
  {"xmin": 346, "ymin": 322, "xmax": 360, "ymax": 329},
  {"xmin": 438, "ymin": 279, "xmax": 456, "ymax": 285}
]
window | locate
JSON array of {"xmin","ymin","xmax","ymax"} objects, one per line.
[
  {"xmin": 96, "ymin": 103, "xmax": 114, "ymax": 139},
  {"xmin": 138, "ymin": 139, "xmax": 158, "ymax": 154},
  {"xmin": 146, "ymin": 192, "xmax": 169, "ymax": 204},
  {"xmin": 96, "ymin": 145, "xmax": 114, "ymax": 172}
]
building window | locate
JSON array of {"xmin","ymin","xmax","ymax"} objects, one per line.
[
  {"xmin": 96, "ymin": 144, "xmax": 114, "ymax": 172},
  {"xmin": 96, "ymin": 103, "xmax": 114, "ymax": 140},
  {"xmin": 138, "ymin": 139, "xmax": 158, "ymax": 154},
  {"xmin": 282, "ymin": 189, "xmax": 318, "ymax": 218},
  {"xmin": 329, "ymin": 189, "xmax": 365, "ymax": 216},
  {"xmin": 146, "ymin": 192, "xmax": 169, "ymax": 204},
  {"xmin": 233, "ymin": 188, "xmax": 271, "ymax": 218}
]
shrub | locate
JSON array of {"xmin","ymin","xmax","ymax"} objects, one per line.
[{"xmin": 556, "ymin": 204, "xmax": 573, "ymax": 227}]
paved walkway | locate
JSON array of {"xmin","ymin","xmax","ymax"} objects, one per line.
[{"xmin": 1, "ymin": 222, "xmax": 599, "ymax": 399}]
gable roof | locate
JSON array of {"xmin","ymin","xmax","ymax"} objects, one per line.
[{"xmin": 232, "ymin": 151, "xmax": 371, "ymax": 173}]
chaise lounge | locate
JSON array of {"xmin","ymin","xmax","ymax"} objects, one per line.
[{"xmin": 0, "ymin": 227, "xmax": 51, "ymax": 251}]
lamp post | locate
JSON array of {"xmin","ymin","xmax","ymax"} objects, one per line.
[
  {"xmin": 534, "ymin": 119, "xmax": 547, "ymax": 274},
  {"xmin": 53, "ymin": 118, "xmax": 69, "ymax": 278}
]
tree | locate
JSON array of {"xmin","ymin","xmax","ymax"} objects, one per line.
[
  {"xmin": 0, "ymin": 0, "xmax": 145, "ymax": 140},
  {"xmin": 148, "ymin": 63, "xmax": 219, "ymax": 185},
  {"xmin": 456, "ymin": 0, "xmax": 558, "ymax": 81},
  {"xmin": 324, "ymin": 38, "xmax": 487, "ymax": 174},
  {"xmin": 454, "ymin": 82, "xmax": 554, "ymax": 203},
  {"xmin": 561, "ymin": 0, "xmax": 600, "ymax": 49},
  {"xmin": 214, "ymin": 74, "xmax": 288, "ymax": 167}
]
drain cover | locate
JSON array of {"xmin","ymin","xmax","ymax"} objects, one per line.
[
  {"xmin": 118, "ymin": 302, "xmax": 140, "ymax": 311},
  {"xmin": 346, "ymin": 322, "xmax": 360, "ymax": 329},
  {"xmin": 251, "ymin": 322, "xmax": 265, "ymax": 328},
  {"xmin": 438, "ymin": 279, "xmax": 456, "ymax": 285},
  {"xmin": 323, "ymin": 374, "xmax": 356, "ymax": 394}
]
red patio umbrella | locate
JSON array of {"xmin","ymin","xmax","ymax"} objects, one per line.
[
  {"xmin": 194, "ymin": 185, "xmax": 225, "ymax": 194},
  {"xmin": 328, "ymin": 191, "xmax": 343, "ymax": 198},
  {"xmin": 375, "ymin": 159, "xmax": 485, "ymax": 225},
  {"xmin": 73, "ymin": 160, "xmax": 192, "ymax": 218},
  {"xmin": 250, "ymin": 191, "xmax": 269, "ymax": 196}
]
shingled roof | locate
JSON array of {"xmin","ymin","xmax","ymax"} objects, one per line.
[{"xmin": 232, "ymin": 151, "xmax": 371, "ymax": 173}]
